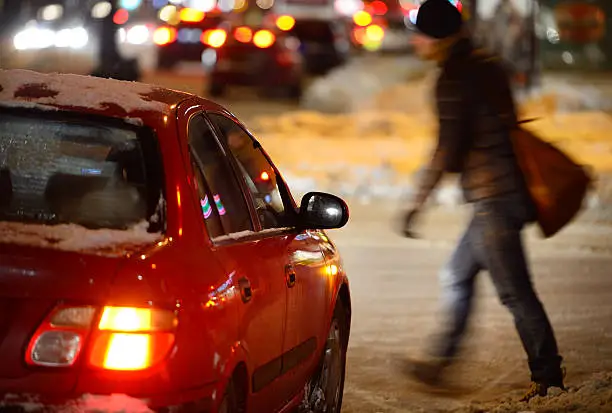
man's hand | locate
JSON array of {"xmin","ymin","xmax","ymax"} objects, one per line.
[{"xmin": 400, "ymin": 209, "xmax": 420, "ymax": 239}]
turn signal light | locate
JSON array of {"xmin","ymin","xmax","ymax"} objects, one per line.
[{"xmin": 253, "ymin": 29, "xmax": 275, "ymax": 48}]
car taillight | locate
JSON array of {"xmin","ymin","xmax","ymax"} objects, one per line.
[
  {"xmin": 89, "ymin": 306, "xmax": 177, "ymax": 371},
  {"xmin": 202, "ymin": 29, "xmax": 227, "ymax": 48},
  {"xmin": 276, "ymin": 15, "xmax": 295, "ymax": 31},
  {"xmin": 26, "ymin": 305, "xmax": 178, "ymax": 372},
  {"xmin": 26, "ymin": 305, "xmax": 97, "ymax": 367},
  {"xmin": 153, "ymin": 26, "xmax": 177, "ymax": 45},
  {"xmin": 253, "ymin": 29, "xmax": 275, "ymax": 49},
  {"xmin": 234, "ymin": 26, "xmax": 252, "ymax": 43}
]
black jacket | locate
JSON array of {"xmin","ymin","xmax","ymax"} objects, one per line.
[{"xmin": 412, "ymin": 37, "xmax": 530, "ymax": 209}]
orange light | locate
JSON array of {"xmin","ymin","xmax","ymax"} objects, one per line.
[
  {"xmin": 353, "ymin": 10, "xmax": 372, "ymax": 26},
  {"xmin": 276, "ymin": 15, "xmax": 295, "ymax": 31},
  {"xmin": 353, "ymin": 27, "xmax": 367, "ymax": 44},
  {"xmin": 365, "ymin": 24, "xmax": 385, "ymax": 42},
  {"xmin": 153, "ymin": 26, "xmax": 177, "ymax": 45},
  {"xmin": 234, "ymin": 26, "xmax": 252, "ymax": 43},
  {"xmin": 260, "ymin": 171, "xmax": 270, "ymax": 181},
  {"xmin": 202, "ymin": 29, "xmax": 227, "ymax": 48},
  {"xmin": 253, "ymin": 29, "xmax": 275, "ymax": 48},
  {"xmin": 179, "ymin": 7, "xmax": 205, "ymax": 22},
  {"xmin": 176, "ymin": 187, "xmax": 181, "ymax": 208}
]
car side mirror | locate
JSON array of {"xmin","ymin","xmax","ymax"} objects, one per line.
[{"xmin": 298, "ymin": 192, "xmax": 349, "ymax": 230}]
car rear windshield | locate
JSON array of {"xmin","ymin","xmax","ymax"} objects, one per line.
[
  {"xmin": 290, "ymin": 21, "xmax": 335, "ymax": 43},
  {"xmin": 0, "ymin": 111, "xmax": 164, "ymax": 232}
]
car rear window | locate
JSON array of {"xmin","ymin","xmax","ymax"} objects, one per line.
[
  {"xmin": 290, "ymin": 21, "xmax": 335, "ymax": 43},
  {"xmin": 0, "ymin": 111, "xmax": 164, "ymax": 232}
]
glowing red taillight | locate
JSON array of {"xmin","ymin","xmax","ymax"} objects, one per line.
[{"xmin": 26, "ymin": 305, "xmax": 178, "ymax": 371}]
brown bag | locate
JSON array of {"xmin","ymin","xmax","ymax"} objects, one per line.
[{"xmin": 510, "ymin": 123, "xmax": 593, "ymax": 238}]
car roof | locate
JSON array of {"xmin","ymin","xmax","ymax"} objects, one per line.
[{"xmin": 0, "ymin": 69, "xmax": 224, "ymax": 124}]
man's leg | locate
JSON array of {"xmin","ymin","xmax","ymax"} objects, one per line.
[
  {"xmin": 473, "ymin": 201, "xmax": 564, "ymax": 395},
  {"xmin": 432, "ymin": 217, "xmax": 482, "ymax": 360},
  {"xmin": 411, "ymin": 218, "xmax": 481, "ymax": 384}
]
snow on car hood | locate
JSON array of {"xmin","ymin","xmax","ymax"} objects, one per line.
[
  {"xmin": 0, "ymin": 220, "xmax": 163, "ymax": 257},
  {"xmin": 0, "ymin": 69, "xmax": 170, "ymax": 115}
]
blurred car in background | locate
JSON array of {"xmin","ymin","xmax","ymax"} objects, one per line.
[
  {"xmin": 203, "ymin": 20, "xmax": 304, "ymax": 99},
  {"xmin": 152, "ymin": 6, "xmax": 224, "ymax": 70},
  {"xmin": 287, "ymin": 18, "xmax": 351, "ymax": 75}
]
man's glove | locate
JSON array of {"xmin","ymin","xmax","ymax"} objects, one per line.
[{"xmin": 400, "ymin": 208, "xmax": 419, "ymax": 239}]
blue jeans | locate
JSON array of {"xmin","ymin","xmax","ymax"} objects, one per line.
[{"xmin": 432, "ymin": 193, "xmax": 564, "ymax": 385}]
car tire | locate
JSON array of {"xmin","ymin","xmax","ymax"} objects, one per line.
[
  {"xmin": 218, "ymin": 378, "xmax": 241, "ymax": 413},
  {"xmin": 299, "ymin": 303, "xmax": 348, "ymax": 413},
  {"xmin": 208, "ymin": 82, "xmax": 226, "ymax": 98}
]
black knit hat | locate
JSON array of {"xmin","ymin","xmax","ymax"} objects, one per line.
[{"xmin": 415, "ymin": 0, "xmax": 463, "ymax": 39}]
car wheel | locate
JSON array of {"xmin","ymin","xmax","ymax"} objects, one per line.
[
  {"xmin": 208, "ymin": 82, "xmax": 225, "ymax": 98},
  {"xmin": 299, "ymin": 303, "xmax": 347, "ymax": 413},
  {"xmin": 218, "ymin": 379, "xmax": 241, "ymax": 413}
]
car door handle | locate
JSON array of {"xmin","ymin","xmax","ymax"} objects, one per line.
[
  {"xmin": 238, "ymin": 277, "xmax": 252, "ymax": 303},
  {"xmin": 285, "ymin": 264, "xmax": 296, "ymax": 288}
]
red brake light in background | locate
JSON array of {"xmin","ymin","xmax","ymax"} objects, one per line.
[
  {"xmin": 113, "ymin": 8, "xmax": 129, "ymax": 25},
  {"xmin": 276, "ymin": 15, "xmax": 295, "ymax": 31},
  {"xmin": 153, "ymin": 26, "xmax": 177, "ymax": 45},
  {"xmin": 370, "ymin": 0, "xmax": 388, "ymax": 15},
  {"xmin": 179, "ymin": 7, "xmax": 205, "ymax": 22},
  {"xmin": 234, "ymin": 26, "xmax": 253, "ymax": 43},
  {"xmin": 202, "ymin": 29, "xmax": 227, "ymax": 48},
  {"xmin": 253, "ymin": 29, "xmax": 275, "ymax": 48}
]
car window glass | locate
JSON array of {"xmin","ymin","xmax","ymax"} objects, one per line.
[
  {"xmin": 208, "ymin": 113, "xmax": 292, "ymax": 230},
  {"xmin": 188, "ymin": 114, "xmax": 253, "ymax": 236},
  {"xmin": 191, "ymin": 158, "xmax": 225, "ymax": 239}
]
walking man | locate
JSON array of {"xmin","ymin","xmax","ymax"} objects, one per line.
[{"xmin": 403, "ymin": 0, "xmax": 566, "ymax": 401}]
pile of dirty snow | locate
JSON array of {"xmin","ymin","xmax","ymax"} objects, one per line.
[
  {"xmin": 456, "ymin": 372, "xmax": 612, "ymax": 413},
  {"xmin": 300, "ymin": 55, "xmax": 429, "ymax": 113}
]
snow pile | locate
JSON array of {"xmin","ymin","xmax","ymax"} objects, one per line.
[
  {"xmin": 0, "ymin": 69, "xmax": 183, "ymax": 115},
  {"xmin": 0, "ymin": 220, "xmax": 162, "ymax": 256},
  {"xmin": 300, "ymin": 56, "xmax": 429, "ymax": 113},
  {"xmin": 457, "ymin": 372, "xmax": 612, "ymax": 413}
]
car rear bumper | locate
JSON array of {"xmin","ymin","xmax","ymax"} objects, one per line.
[{"xmin": 0, "ymin": 384, "xmax": 216, "ymax": 412}]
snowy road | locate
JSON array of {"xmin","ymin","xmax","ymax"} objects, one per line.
[{"xmin": 332, "ymin": 206, "xmax": 612, "ymax": 412}]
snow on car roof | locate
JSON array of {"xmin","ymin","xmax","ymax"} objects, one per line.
[{"xmin": 0, "ymin": 69, "xmax": 192, "ymax": 117}]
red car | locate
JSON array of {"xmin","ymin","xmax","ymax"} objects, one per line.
[{"xmin": 0, "ymin": 69, "xmax": 351, "ymax": 413}]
